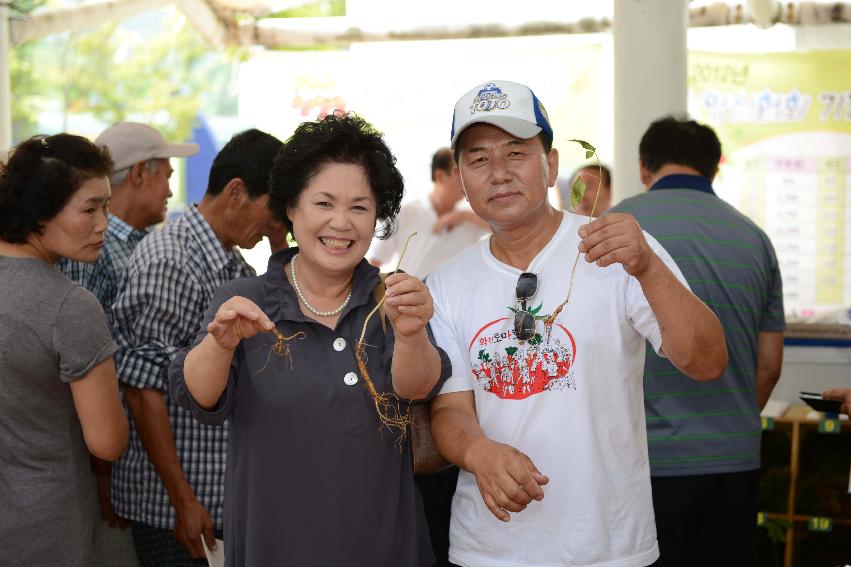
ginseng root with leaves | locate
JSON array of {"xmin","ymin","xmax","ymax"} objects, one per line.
[{"xmin": 514, "ymin": 139, "xmax": 606, "ymax": 341}]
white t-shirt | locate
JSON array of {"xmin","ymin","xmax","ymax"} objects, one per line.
[
  {"xmin": 427, "ymin": 212, "xmax": 688, "ymax": 567},
  {"xmin": 369, "ymin": 196, "xmax": 488, "ymax": 279}
]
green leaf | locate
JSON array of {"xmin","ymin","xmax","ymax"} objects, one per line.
[
  {"xmin": 586, "ymin": 150, "xmax": 594, "ymax": 159},
  {"xmin": 569, "ymin": 138, "xmax": 596, "ymax": 152},
  {"xmin": 570, "ymin": 176, "xmax": 587, "ymax": 209},
  {"xmin": 505, "ymin": 346, "xmax": 518, "ymax": 357},
  {"xmin": 507, "ymin": 306, "xmax": 519, "ymax": 314},
  {"xmin": 530, "ymin": 302, "xmax": 543, "ymax": 315}
]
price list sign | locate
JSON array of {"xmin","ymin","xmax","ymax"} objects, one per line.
[{"xmin": 689, "ymin": 50, "xmax": 851, "ymax": 317}]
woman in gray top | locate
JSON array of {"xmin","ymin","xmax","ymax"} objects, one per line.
[
  {"xmin": 0, "ymin": 134, "xmax": 129, "ymax": 566},
  {"xmin": 171, "ymin": 114, "xmax": 450, "ymax": 566}
]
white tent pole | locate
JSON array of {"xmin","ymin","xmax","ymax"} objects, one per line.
[
  {"xmin": 613, "ymin": 0, "xmax": 688, "ymax": 203},
  {"xmin": 1, "ymin": 2, "xmax": 12, "ymax": 152}
]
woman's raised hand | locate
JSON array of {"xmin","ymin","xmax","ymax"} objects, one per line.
[
  {"xmin": 207, "ymin": 296, "xmax": 275, "ymax": 350},
  {"xmin": 383, "ymin": 273, "xmax": 434, "ymax": 338}
]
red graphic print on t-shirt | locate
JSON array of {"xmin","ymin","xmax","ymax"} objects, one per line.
[{"xmin": 468, "ymin": 317, "xmax": 577, "ymax": 400}]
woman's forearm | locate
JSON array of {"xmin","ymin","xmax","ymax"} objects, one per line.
[
  {"xmin": 391, "ymin": 330, "xmax": 441, "ymax": 400},
  {"xmin": 183, "ymin": 334, "xmax": 235, "ymax": 409}
]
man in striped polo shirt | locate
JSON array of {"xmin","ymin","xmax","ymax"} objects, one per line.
[{"xmin": 612, "ymin": 116, "xmax": 785, "ymax": 566}]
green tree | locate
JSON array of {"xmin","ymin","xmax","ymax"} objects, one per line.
[
  {"xmin": 10, "ymin": 7, "xmax": 240, "ymax": 142},
  {"xmin": 9, "ymin": 41, "xmax": 48, "ymax": 138}
]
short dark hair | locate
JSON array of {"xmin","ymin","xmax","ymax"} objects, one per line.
[
  {"xmin": 572, "ymin": 163, "xmax": 612, "ymax": 189},
  {"xmin": 269, "ymin": 113, "xmax": 404, "ymax": 240},
  {"xmin": 0, "ymin": 134, "xmax": 113, "ymax": 244},
  {"xmin": 453, "ymin": 131, "xmax": 552, "ymax": 164},
  {"xmin": 639, "ymin": 116, "xmax": 722, "ymax": 179},
  {"xmin": 207, "ymin": 128, "xmax": 283, "ymax": 199},
  {"xmin": 431, "ymin": 147, "xmax": 453, "ymax": 182}
]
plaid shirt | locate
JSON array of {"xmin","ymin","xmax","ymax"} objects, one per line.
[
  {"xmin": 59, "ymin": 215, "xmax": 149, "ymax": 325},
  {"xmin": 111, "ymin": 204, "xmax": 255, "ymax": 530}
]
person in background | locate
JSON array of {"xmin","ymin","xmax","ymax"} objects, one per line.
[
  {"xmin": 170, "ymin": 112, "xmax": 449, "ymax": 566},
  {"xmin": 561, "ymin": 163, "xmax": 612, "ymax": 217},
  {"xmin": 822, "ymin": 388, "xmax": 851, "ymax": 415},
  {"xmin": 61, "ymin": 122, "xmax": 199, "ymax": 323},
  {"xmin": 611, "ymin": 115, "xmax": 785, "ymax": 566},
  {"xmin": 110, "ymin": 129, "xmax": 283, "ymax": 566},
  {"xmin": 59, "ymin": 123, "xmax": 197, "ymax": 567},
  {"xmin": 267, "ymin": 221, "xmax": 290, "ymax": 254},
  {"xmin": 427, "ymin": 80, "xmax": 727, "ymax": 567},
  {"xmin": 0, "ymin": 134, "xmax": 128, "ymax": 566},
  {"xmin": 369, "ymin": 147, "xmax": 488, "ymax": 279}
]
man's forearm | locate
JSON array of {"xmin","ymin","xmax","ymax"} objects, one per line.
[
  {"xmin": 124, "ymin": 386, "xmax": 196, "ymax": 506},
  {"xmin": 755, "ymin": 331, "xmax": 784, "ymax": 409},
  {"xmin": 431, "ymin": 402, "xmax": 488, "ymax": 472},
  {"xmin": 431, "ymin": 392, "xmax": 549, "ymax": 521},
  {"xmin": 636, "ymin": 256, "xmax": 727, "ymax": 380},
  {"xmin": 756, "ymin": 370, "xmax": 780, "ymax": 409},
  {"xmin": 92, "ymin": 457, "xmax": 112, "ymax": 487}
]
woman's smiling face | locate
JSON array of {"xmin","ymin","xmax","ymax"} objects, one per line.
[{"xmin": 287, "ymin": 161, "xmax": 377, "ymax": 276}]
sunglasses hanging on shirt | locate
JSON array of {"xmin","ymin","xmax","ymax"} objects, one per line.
[{"xmin": 513, "ymin": 272, "xmax": 539, "ymax": 342}]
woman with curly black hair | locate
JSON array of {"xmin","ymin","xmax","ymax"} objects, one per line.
[
  {"xmin": 171, "ymin": 113, "xmax": 450, "ymax": 566},
  {"xmin": 0, "ymin": 134, "xmax": 128, "ymax": 566}
]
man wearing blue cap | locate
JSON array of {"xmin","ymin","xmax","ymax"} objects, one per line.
[{"xmin": 426, "ymin": 80, "xmax": 729, "ymax": 567}]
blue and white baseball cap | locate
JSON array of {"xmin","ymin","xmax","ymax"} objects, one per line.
[{"xmin": 450, "ymin": 80, "xmax": 553, "ymax": 148}]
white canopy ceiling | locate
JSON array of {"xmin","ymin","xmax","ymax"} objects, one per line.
[
  {"xmin": 7, "ymin": 0, "xmax": 851, "ymax": 50},
  {"xmin": 2, "ymin": 0, "xmax": 851, "ymax": 150}
]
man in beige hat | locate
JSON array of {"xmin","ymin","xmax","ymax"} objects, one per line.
[
  {"xmin": 61, "ymin": 122, "xmax": 198, "ymax": 320},
  {"xmin": 59, "ymin": 123, "xmax": 197, "ymax": 566}
]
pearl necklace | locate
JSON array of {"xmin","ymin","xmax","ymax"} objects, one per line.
[{"xmin": 290, "ymin": 254, "xmax": 352, "ymax": 317}]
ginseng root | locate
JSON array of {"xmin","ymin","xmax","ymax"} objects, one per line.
[
  {"xmin": 355, "ymin": 232, "xmax": 418, "ymax": 435},
  {"xmin": 254, "ymin": 328, "xmax": 306, "ymax": 375}
]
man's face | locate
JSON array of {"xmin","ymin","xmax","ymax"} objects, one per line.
[
  {"xmin": 139, "ymin": 158, "xmax": 173, "ymax": 227},
  {"xmin": 455, "ymin": 123, "xmax": 558, "ymax": 229},
  {"xmin": 232, "ymin": 192, "xmax": 275, "ymax": 250}
]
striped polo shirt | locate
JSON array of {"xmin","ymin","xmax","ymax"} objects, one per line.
[{"xmin": 612, "ymin": 174, "xmax": 785, "ymax": 476}]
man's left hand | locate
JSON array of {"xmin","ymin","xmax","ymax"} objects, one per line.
[
  {"xmin": 384, "ymin": 272, "xmax": 434, "ymax": 338},
  {"xmin": 578, "ymin": 213, "xmax": 656, "ymax": 277}
]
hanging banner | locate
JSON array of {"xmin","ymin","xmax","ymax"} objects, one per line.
[{"xmin": 688, "ymin": 50, "xmax": 851, "ymax": 317}]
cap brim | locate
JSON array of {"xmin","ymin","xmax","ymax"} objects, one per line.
[
  {"xmin": 155, "ymin": 142, "xmax": 200, "ymax": 159},
  {"xmin": 451, "ymin": 116, "xmax": 542, "ymax": 147}
]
